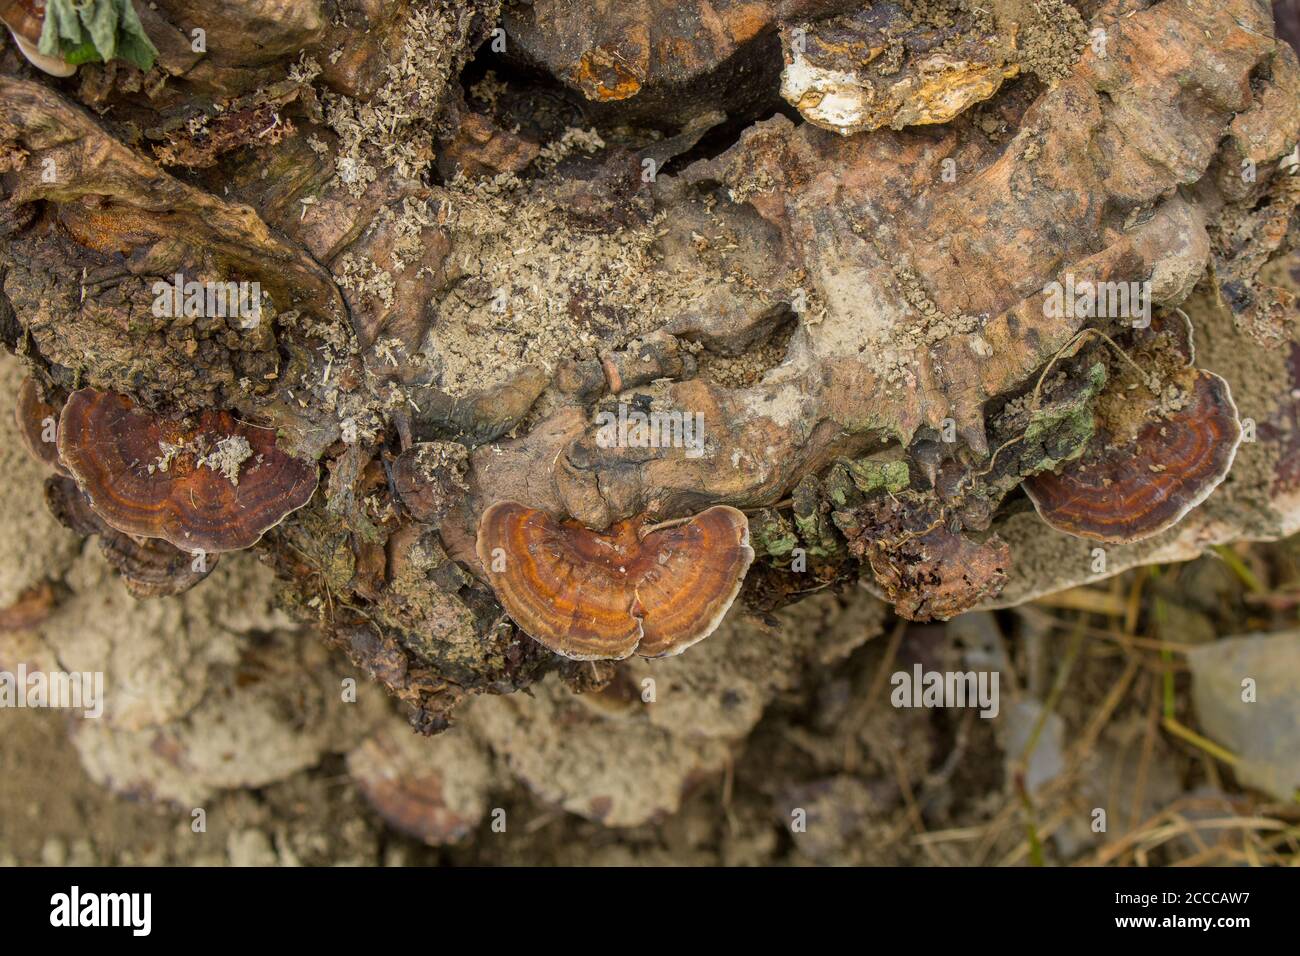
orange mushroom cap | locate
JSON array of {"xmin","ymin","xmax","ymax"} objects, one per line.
[
  {"xmin": 346, "ymin": 728, "xmax": 484, "ymax": 847},
  {"xmin": 1023, "ymin": 369, "xmax": 1242, "ymax": 543},
  {"xmin": 57, "ymin": 388, "xmax": 319, "ymax": 553},
  {"xmin": 476, "ymin": 501, "xmax": 754, "ymax": 660}
]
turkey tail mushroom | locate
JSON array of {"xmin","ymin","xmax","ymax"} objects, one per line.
[
  {"xmin": 476, "ymin": 501, "xmax": 754, "ymax": 661},
  {"xmin": 15, "ymin": 376, "xmax": 66, "ymax": 474},
  {"xmin": 57, "ymin": 389, "xmax": 319, "ymax": 554},
  {"xmin": 1023, "ymin": 369, "xmax": 1243, "ymax": 543}
]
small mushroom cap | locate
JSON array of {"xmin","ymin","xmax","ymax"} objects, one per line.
[
  {"xmin": 0, "ymin": 1, "xmax": 44, "ymax": 43},
  {"xmin": 346, "ymin": 726, "xmax": 489, "ymax": 847},
  {"xmin": 43, "ymin": 474, "xmax": 102, "ymax": 537},
  {"xmin": 15, "ymin": 376, "xmax": 65, "ymax": 474},
  {"xmin": 0, "ymin": 580, "xmax": 55, "ymax": 632},
  {"xmin": 1, "ymin": 3, "xmax": 77, "ymax": 77},
  {"xmin": 100, "ymin": 530, "xmax": 219, "ymax": 598},
  {"xmin": 1023, "ymin": 370, "xmax": 1242, "ymax": 543},
  {"xmin": 10, "ymin": 29, "xmax": 75, "ymax": 75},
  {"xmin": 476, "ymin": 501, "xmax": 754, "ymax": 661},
  {"xmin": 44, "ymin": 474, "xmax": 219, "ymax": 597},
  {"xmin": 57, "ymin": 389, "xmax": 319, "ymax": 553}
]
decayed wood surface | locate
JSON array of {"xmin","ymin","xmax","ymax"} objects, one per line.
[{"xmin": 0, "ymin": 0, "xmax": 1297, "ymax": 734}]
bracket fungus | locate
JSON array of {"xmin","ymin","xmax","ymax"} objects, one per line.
[
  {"xmin": 15, "ymin": 375, "xmax": 65, "ymax": 474},
  {"xmin": 1023, "ymin": 368, "xmax": 1243, "ymax": 544},
  {"xmin": 45, "ymin": 475, "xmax": 219, "ymax": 598},
  {"xmin": 476, "ymin": 501, "xmax": 754, "ymax": 661},
  {"xmin": 57, "ymin": 389, "xmax": 319, "ymax": 554}
]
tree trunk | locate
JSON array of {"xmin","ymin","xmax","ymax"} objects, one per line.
[{"xmin": 1, "ymin": 0, "xmax": 1297, "ymax": 736}]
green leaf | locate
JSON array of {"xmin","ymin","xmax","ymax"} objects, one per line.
[
  {"xmin": 62, "ymin": 40, "xmax": 104, "ymax": 65},
  {"xmin": 114, "ymin": 0, "xmax": 157, "ymax": 70},
  {"xmin": 38, "ymin": 0, "xmax": 83, "ymax": 57},
  {"xmin": 80, "ymin": 0, "xmax": 121, "ymax": 64},
  {"xmin": 114, "ymin": 31, "xmax": 156, "ymax": 71},
  {"xmin": 36, "ymin": 0, "xmax": 158, "ymax": 71}
]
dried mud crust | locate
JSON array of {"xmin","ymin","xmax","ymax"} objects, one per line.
[
  {"xmin": 419, "ymin": 160, "xmax": 724, "ymax": 396},
  {"xmin": 0, "ymin": 0, "xmax": 1296, "ymax": 740},
  {"xmin": 0, "ymin": 353, "xmax": 80, "ymax": 610},
  {"xmin": 4, "ymin": 549, "xmax": 1296, "ymax": 867}
]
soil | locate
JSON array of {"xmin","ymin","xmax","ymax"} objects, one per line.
[{"xmin": 2, "ymin": 468, "xmax": 1296, "ymax": 866}]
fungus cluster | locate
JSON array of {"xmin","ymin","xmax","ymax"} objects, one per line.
[
  {"xmin": 44, "ymin": 475, "xmax": 220, "ymax": 598},
  {"xmin": 476, "ymin": 501, "xmax": 754, "ymax": 660},
  {"xmin": 1023, "ymin": 316, "xmax": 1243, "ymax": 544},
  {"xmin": 16, "ymin": 384, "xmax": 320, "ymax": 594},
  {"xmin": 0, "ymin": 0, "xmax": 1292, "ymax": 739}
]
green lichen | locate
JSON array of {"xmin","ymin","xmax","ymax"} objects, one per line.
[
  {"xmin": 1019, "ymin": 361, "xmax": 1106, "ymax": 473},
  {"xmin": 750, "ymin": 508, "xmax": 799, "ymax": 559},
  {"xmin": 845, "ymin": 457, "xmax": 911, "ymax": 496},
  {"xmin": 792, "ymin": 475, "xmax": 843, "ymax": 558},
  {"xmin": 1023, "ymin": 362, "xmax": 1105, "ymax": 446}
]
